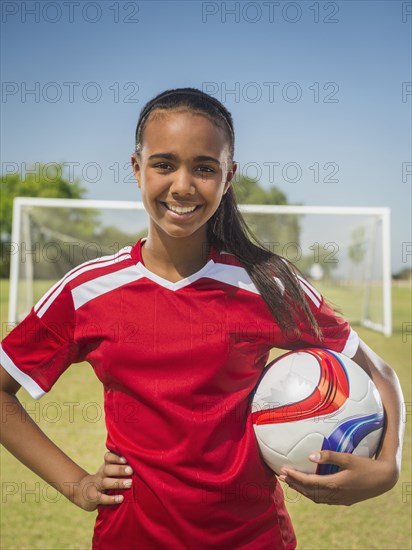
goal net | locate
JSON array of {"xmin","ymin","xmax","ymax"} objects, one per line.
[{"xmin": 7, "ymin": 197, "xmax": 392, "ymax": 336}]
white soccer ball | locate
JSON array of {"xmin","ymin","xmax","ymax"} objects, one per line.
[{"xmin": 251, "ymin": 348, "xmax": 384, "ymax": 475}]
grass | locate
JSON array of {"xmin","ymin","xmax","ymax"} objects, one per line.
[{"xmin": 1, "ymin": 280, "xmax": 411, "ymax": 549}]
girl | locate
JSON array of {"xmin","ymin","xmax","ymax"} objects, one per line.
[{"xmin": 0, "ymin": 88, "xmax": 404, "ymax": 549}]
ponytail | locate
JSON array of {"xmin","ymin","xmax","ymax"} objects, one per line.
[{"xmin": 207, "ymin": 187, "xmax": 322, "ymax": 341}]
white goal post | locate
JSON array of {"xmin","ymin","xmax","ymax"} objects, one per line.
[{"xmin": 7, "ymin": 197, "xmax": 392, "ymax": 336}]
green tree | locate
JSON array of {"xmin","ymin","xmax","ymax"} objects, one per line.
[
  {"xmin": 348, "ymin": 226, "xmax": 366, "ymax": 265},
  {"xmin": 1, "ymin": 164, "xmax": 144, "ymax": 280},
  {"xmin": 233, "ymin": 175, "xmax": 288, "ymax": 206},
  {"xmin": 348, "ymin": 226, "xmax": 366, "ymax": 281},
  {"xmin": 233, "ymin": 175, "xmax": 300, "ymax": 256},
  {"xmin": 1, "ymin": 164, "xmax": 86, "ymax": 239},
  {"xmin": 296, "ymin": 243, "xmax": 339, "ymax": 280},
  {"xmin": 0, "ymin": 164, "xmax": 90, "ymax": 277}
]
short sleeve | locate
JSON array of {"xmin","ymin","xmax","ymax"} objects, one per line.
[
  {"xmin": 1, "ymin": 278, "xmax": 83, "ymax": 400},
  {"xmin": 285, "ymin": 276, "xmax": 360, "ymax": 358}
]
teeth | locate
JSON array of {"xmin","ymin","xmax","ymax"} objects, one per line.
[{"xmin": 166, "ymin": 204, "xmax": 197, "ymax": 214}]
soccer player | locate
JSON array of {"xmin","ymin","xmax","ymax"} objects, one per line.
[{"xmin": 0, "ymin": 88, "xmax": 404, "ymax": 549}]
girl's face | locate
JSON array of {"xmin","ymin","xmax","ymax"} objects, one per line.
[{"xmin": 131, "ymin": 110, "xmax": 236, "ymax": 243}]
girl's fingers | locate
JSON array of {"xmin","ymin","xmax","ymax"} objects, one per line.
[
  {"xmin": 104, "ymin": 451, "xmax": 127, "ymax": 464},
  {"xmin": 101, "ymin": 476, "xmax": 133, "ymax": 491},
  {"xmin": 280, "ymin": 468, "xmax": 336, "ymax": 485},
  {"xmin": 97, "ymin": 492, "xmax": 125, "ymax": 506},
  {"xmin": 308, "ymin": 450, "xmax": 354, "ymax": 469},
  {"xmin": 96, "ymin": 474, "xmax": 133, "ymax": 507},
  {"xmin": 96, "ymin": 452, "xmax": 133, "ymax": 502},
  {"xmin": 102, "ymin": 463, "xmax": 133, "ymax": 478}
]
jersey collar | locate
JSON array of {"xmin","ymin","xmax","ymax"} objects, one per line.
[{"xmin": 131, "ymin": 238, "xmax": 218, "ymax": 292}]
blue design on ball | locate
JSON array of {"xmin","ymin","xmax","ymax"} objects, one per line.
[{"xmin": 317, "ymin": 412, "xmax": 385, "ymax": 475}]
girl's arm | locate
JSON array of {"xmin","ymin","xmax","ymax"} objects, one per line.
[
  {"xmin": 0, "ymin": 366, "xmax": 133, "ymax": 511},
  {"xmin": 278, "ymin": 339, "xmax": 405, "ymax": 505}
]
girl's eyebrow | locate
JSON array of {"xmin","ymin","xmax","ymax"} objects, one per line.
[
  {"xmin": 195, "ymin": 155, "xmax": 221, "ymax": 165},
  {"xmin": 148, "ymin": 152, "xmax": 221, "ymax": 165}
]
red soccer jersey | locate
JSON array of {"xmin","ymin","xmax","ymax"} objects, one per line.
[{"xmin": 1, "ymin": 239, "xmax": 359, "ymax": 549}]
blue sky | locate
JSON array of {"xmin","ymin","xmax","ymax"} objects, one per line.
[{"xmin": 1, "ymin": 0, "xmax": 411, "ymax": 272}]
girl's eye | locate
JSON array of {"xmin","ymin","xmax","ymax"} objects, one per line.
[
  {"xmin": 196, "ymin": 166, "xmax": 215, "ymax": 173},
  {"xmin": 154, "ymin": 163, "xmax": 172, "ymax": 170}
]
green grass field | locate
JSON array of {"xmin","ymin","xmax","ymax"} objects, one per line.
[{"xmin": 1, "ymin": 280, "xmax": 411, "ymax": 549}]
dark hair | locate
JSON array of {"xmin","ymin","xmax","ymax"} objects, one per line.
[
  {"xmin": 135, "ymin": 88, "xmax": 235, "ymax": 158},
  {"xmin": 134, "ymin": 87, "xmax": 321, "ymax": 340}
]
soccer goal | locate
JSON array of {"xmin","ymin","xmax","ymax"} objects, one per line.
[{"xmin": 7, "ymin": 197, "xmax": 392, "ymax": 336}]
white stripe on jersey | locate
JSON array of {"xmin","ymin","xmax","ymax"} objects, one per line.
[
  {"xmin": 342, "ymin": 328, "xmax": 360, "ymax": 358},
  {"xmin": 207, "ymin": 263, "xmax": 260, "ymax": 294},
  {"xmin": 35, "ymin": 247, "xmax": 132, "ymax": 318},
  {"xmin": 72, "ymin": 265, "xmax": 145, "ymax": 310},
  {"xmin": 215, "ymin": 256, "xmax": 318, "ymax": 304},
  {"xmin": 297, "ymin": 276, "xmax": 322, "ymax": 308},
  {"xmin": 208, "ymin": 260, "xmax": 285, "ymax": 295},
  {"xmin": 0, "ymin": 344, "xmax": 45, "ymax": 400}
]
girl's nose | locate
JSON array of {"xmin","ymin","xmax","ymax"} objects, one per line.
[{"xmin": 170, "ymin": 169, "xmax": 195, "ymax": 195}]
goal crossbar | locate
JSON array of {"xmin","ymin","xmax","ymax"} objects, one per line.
[{"xmin": 8, "ymin": 197, "xmax": 392, "ymax": 336}]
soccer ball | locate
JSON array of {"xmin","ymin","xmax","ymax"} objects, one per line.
[{"xmin": 251, "ymin": 348, "xmax": 384, "ymax": 475}]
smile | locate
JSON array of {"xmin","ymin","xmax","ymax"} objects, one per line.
[{"xmin": 163, "ymin": 203, "xmax": 200, "ymax": 214}]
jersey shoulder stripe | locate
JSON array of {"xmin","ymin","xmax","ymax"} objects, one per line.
[
  {"xmin": 207, "ymin": 259, "xmax": 285, "ymax": 296},
  {"xmin": 297, "ymin": 275, "xmax": 322, "ymax": 308},
  {"xmin": 72, "ymin": 264, "xmax": 145, "ymax": 310},
  {"xmin": 0, "ymin": 343, "xmax": 45, "ymax": 399},
  {"xmin": 211, "ymin": 256, "xmax": 321, "ymax": 309},
  {"xmin": 35, "ymin": 247, "xmax": 133, "ymax": 318},
  {"xmin": 207, "ymin": 261, "xmax": 260, "ymax": 295}
]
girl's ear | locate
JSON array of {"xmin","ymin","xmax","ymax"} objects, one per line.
[
  {"xmin": 131, "ymin": 152, "xmax": 142, "ymax": 188},
  {"xmin": 224, "ymin": 161, "xmax": 238, "ymax": 194}
]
